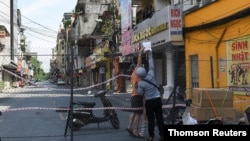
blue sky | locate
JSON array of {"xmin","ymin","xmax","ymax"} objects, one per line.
[{"xmin": 17, "ymin": 0, "xmax": 77, "ymax": 72}]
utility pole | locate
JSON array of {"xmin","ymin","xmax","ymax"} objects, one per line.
[
  {"xmin": 0, "ymin": 110, "xmax": 1, "ymax": 140},
  {"xmin": 112, "ymin": 0, "xmax": 117, "ymax": 52},
  {"xmin": 109, "ymin": 0, "xmax": 116, "ymax": 91},
  {"xmin": 10, "ymin": 0, "xmax": 14, "ymax": 60}
]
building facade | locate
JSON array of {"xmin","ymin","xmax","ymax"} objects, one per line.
[
  {"xmin": 0, "ymin": 0, "xmax": 22, "ymax": 90},
  {"xmin": 184, "ymin": 0, "xmax": 250, "ymax": 112}
]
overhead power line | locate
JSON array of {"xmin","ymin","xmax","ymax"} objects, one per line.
[{"xmin": 21, "ymin": 15, "xmax": 58, "ymax": 33}]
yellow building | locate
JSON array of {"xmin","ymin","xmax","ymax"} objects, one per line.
[{"xmin": 184, "ymin": 0, "xmax": 250, "ymax": 112}]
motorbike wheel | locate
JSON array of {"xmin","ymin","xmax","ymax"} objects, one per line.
[
  {"xmin": 110, "ymin": 111, "xmax": 120, "ymax": 129},
  {"xmin": 69, "ymin": 123, "xmax": 81, "ymax": 131},
  {"xmin": 163, "ymin": 106, "xmax": 185, "ymax": 125}
]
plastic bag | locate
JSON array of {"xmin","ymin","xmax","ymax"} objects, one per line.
[{"xmin": 182, "ymin": 107, "xmax": 197, "ymax": 125}]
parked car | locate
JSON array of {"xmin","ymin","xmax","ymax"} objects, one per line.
[{"xmin": 57, "ymin": 79, "xmax": 65, "ymax": 85}]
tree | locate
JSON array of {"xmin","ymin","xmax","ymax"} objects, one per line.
[{"xmin": 30, "ymin": 57, "xmax": 46, "ymax": 80}]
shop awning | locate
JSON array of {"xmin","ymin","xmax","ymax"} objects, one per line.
[{"xmin": 2, "ymin": 61, "xmax": 18, "ymax": 71}]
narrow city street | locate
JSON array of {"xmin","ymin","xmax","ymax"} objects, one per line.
[
  {"xmin": 0, "ymin": 0, "xmax": 249, "ymax": 140},
  {"xmin": 0, "ymin": 80, "xmax": 153, "ymax": 141}
]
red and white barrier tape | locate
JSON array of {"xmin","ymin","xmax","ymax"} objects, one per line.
[
  {"xmin": 0, "ymin": 104, "xmax": 186, "ymax": 113},
  {"xmin": 1, "ymin": 67, "xmax": 187, "ymax": 113},
  {"xmin": 1, "ymin": 67, "xmax": 131, "ymax": 91}
]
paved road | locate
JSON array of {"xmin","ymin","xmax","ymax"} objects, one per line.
[{"xmin": 0, "ymin": 81, "xmax": 157, "ymax": 141}]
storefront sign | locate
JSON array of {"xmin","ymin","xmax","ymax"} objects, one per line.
[
  {"xmin": 227, "ymin": 35, "xmax": 250, "ymax": 95},
  {"xmin": 168, "ymin": 5, "xmax": 183, "ymax": 42},
  {"xmin": 121, "ymin": 0, "xmax": 133, "ymax": 56},
  {"xmin": 133, "ymin": 22, "xmax": 168, "ymax": 42},
  {"xmin": 93, "ymin": 47, "xmax": 110, "ymax": 62},
  {"xmin": 94, "ymin": 49, "xmax": 101, "ymax": 62}
]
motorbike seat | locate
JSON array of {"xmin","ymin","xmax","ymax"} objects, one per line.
[{"xmin": 73, "ymin": 101, "xmax": 96, "ymax": 107}]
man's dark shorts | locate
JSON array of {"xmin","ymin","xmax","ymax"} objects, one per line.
[{"xmin": 131, "ymin": 95, "xmax": 143, "ymax": 114}]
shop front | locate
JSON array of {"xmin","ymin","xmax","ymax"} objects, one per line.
[
  {"xmin": 132, "ymin": 5, "xmax": 184, "ymax": 99},
  {"xmin": 84, "ymin": 54, "xmax": 96, "ymax": 88},
  {"xmin": 2, "ymin": 60, "xmax": 18, "ymax": 89},
  {"xmin": 83, "ymin": 46, "xmax": 112, "ymax": 90},
  {"xmin": 184, "ymin": 1, "xmax": 250, "ymax": 112},
  {"xmin": 93, "ymin": 47, "xmax": 112, "ymax": 90}
]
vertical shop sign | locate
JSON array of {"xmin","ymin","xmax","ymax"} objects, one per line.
[
  {"xmin": 168, "ymin": 5, "xmax": 183, "ymax": 42},
  {"xmin": 120, "ymin": 0, "xmax": 133, "ymax": 56},
  {"xmin": 227, "ymin": 35, "xmax": 250, "ymax": 95}
]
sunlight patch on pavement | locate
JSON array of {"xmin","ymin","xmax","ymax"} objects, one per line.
[
  {"xmin": 0, "ymin": 93, "xmax": 94, "ymax": 98},
  {"xmin": 0, "ymin": 106, "xmax": 10, "ymax": 111},
  {"xmin": 58, "ymin": 113, "xmax": 67, "ymax": 120}
]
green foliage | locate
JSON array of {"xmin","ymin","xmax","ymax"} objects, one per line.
[
  {"xmin": 30, "ymin": 57, "xmax": 45, "ymax": 80},
  {"xmin": 64, "ymin": 19, "xmax": 72, "ymax": 28},
  {"xmin": 21, "ymin": 44, "xmax": 26, "ymax": 52},
  {"xmin": 101, "ymin": 22, "xmax": 113, "ymax": 36}
]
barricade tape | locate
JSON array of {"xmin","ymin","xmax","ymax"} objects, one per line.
[
  {"xmin": 0, "ymin": 104, "xmax": 186, "ymax": 113},
  {"xmin": 0, "ymin": 67, "xmax": 187, "ymax": 113},
  {"xmin": 1, "ymin": 67, "xmax": 131, "ymax": 91},
  {"xmin": 0, "ymin": 93, "xmax": 90, "ymax": 98}
]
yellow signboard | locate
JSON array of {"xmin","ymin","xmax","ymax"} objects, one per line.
[
  {"xmin": 93, "ymin": 47, "xmax": 111, "ymax": 62},
  {"xmin": 227, "ymin": 35, "xmax": 250, "ymax": 96}
]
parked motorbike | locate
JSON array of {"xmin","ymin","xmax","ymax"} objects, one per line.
[
  {"xmin": 69, "ymin": 90, "xmax": 120, "ymax": 131},
  {"xmin": 163, "ymin": 86, "xmax": 187, "ymax": 125}
]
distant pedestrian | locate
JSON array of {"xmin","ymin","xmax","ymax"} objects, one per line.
[
  {"xmin": 113, "ymin": 56, "xmax": 124, "ymax": 93},
  {"xmin": 136, "ymin": 46, "xmax": 164, "ymax": 141}
]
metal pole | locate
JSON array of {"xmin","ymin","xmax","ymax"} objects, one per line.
[
  {"xmin": 69, "ymin": 41, "xmax": 74, "ymax": 141},
  {"xmin": 112, "ymin": 0, "xmax": 117, "ymax": 51},
  {"xmin": 111, "ymin": 0, "xmax": 116, "ymax": 90},
  {"xmin": 64, "ymin": 37, "xmax": 74, "ymax": 141},
  {"xmin": 0, "ymin": 110, "xmax": 1, "ymax": 137},
  {"xmin": 171, "ymin": 47, "xmax": 179, "ymax": 125},
  {"xmin": 210, "ymin": 56, "xmax": 214, "ymax": 88},
  {"xmin": 10, "ymin": 0, "xmax": 14, "ymax": 60},
  {"xmin": 215, "ymin": 28, "xmax": 227, "ymax": 88}
]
